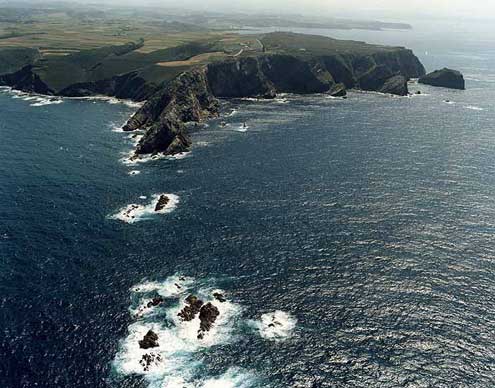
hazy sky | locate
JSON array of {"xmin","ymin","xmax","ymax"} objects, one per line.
[
  {"xmin": 111, "ymin": 0, "xmax": 495, "ymax": 20},
  {"xmin": 8, "ymin": 0, "xmax": 495, "ymax": 21}
]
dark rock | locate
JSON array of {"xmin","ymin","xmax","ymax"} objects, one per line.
[
  {"xmin": 328, "ymin": 83, "xmax": 347, "ymax": 97},
  {"xmin": 0, "ymin": 65, "xmax": 53, "ymax": 95},
  {"xmin": 207, "ymin": 57, "xmax": 277, "ymax": 98},
  {"xmin": 419, "ymin": 68, "xmax": 465, "ymax": 90},
  {"xmin": 197, "ymin": 302, "xmax": 220, "ymax": 338},
  {"xmin": 213, "ymin": 292, "xmax": 226, "ymax": 303},
  {"xmin": 358, "ymin": 65, "xmax": 409, "ymax": 96},
  {"xmin": 154, "ymin": 195, "xmax": 170, "ymax": 212},
  {"xmin": 178, "ymin": 294, "xmax": 204, "ymax": 321},
  {"xmin": 379, "ymin": 75, "xmax": 408, "ymax": 96},
  {"xmin": 120, "ymin": 38, "xmax": 426, "ymax": 155},
  {"xmin": 127, "ymin": 69, "xmax": 220, "ymax": 155},
  {"xmin": 139, "ymin": 330, "xmax": 159, "ymax": 349},
  {"xmin": 140, "ymin": 353, "xmax": 162, "ymax": 372},
  {"xmin": 147, "ymin": 297, "xmax": 164, "ymax": 308},
  {"xmin": 416, "ymin": 90, "xmax": 422, "ymax": 94},
  {"xmin": 59, "ymin": 71, "xmax": 157, "ymax": 101}
]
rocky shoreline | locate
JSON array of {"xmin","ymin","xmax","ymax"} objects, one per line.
[
  {"xmin": 121, "ymin": 49, "xmax": 426, "ymax": 157},
  {"xmin": 1, "ymin": 32, "xmax": 468, "ymax": 160}
]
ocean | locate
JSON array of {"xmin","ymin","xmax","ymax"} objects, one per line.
[{"xmin": 1, "ymin": 20, "xmax": 495, "ymax": 388}]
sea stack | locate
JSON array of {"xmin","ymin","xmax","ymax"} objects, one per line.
[
  {"xmin": 155, "ymin": 195, "xmax": 170, "ymax": 212},
  {"xmin": 419, "ymin": 68, "xmax": 465, "ymax": 90}
]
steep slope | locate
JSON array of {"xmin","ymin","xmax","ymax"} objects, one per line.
[{"xmin": 0, "ymin": 32, "xmax": 427, "ymax": 157}]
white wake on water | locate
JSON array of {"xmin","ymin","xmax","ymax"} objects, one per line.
[{"xmin": 465, "ymin": 105, "xmax": 484, "ymax": 111}]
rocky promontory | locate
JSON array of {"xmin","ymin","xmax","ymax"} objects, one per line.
[
  {"xmin": 419, "ymin": 68, "xmax": 465, "ymax": 90},
  {"xmin": 0, "ymin": 32, "xmax": 428, "ymax": 156},
  {"xmin": 121, "ymin": 33, "xmax": 426, "ymax": 156}
]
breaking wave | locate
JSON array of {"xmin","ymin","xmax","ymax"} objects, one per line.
[
  {"xmin": 112, "ymin": 276, "xmax": 256, "ymax": 388},
  {"xmin": 249, "ymin": 311, "xmax": 297, "ymax": 341},
  {"xmin": 111, "ymin": 194, "xmax": 179, "ymax": 224}
]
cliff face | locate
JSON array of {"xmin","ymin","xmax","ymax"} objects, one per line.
[
  {"xmin": 0, "ymin": 66, "xmax": 159, "ymax": 101},
  {"xmin": 419, "ymin": 68, "xmax": 465, "ymax": 90},
  {"xmin": 58, "ymin": 72, "xmax": 159, "ymax": 101},
  {"xmin": 126, "ymin": 49, "xmax": 425, "ymax": 156},
  {"xmin": 0, "ymin": 34, "xmax": 426, "ymax": 157},
  {"xmin": 124, "ymin": 69, "xmax": 219, "ymax": 155},
  {"xmin": 0, "ymin": 65, "xmax": 53, "ymax": 95}
]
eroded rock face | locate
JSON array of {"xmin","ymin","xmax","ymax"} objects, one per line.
[
  {"xmin": 178, "ymin": 295, "xmax": 204, "ymax": 322},
  {"xmin": 197, "ymin": 302, "xmax": 220, "ymax": 339},
  {"xmin": 154, "ymin": 195, "xmax": 170, "ymax": 212},
  {"xmin": 419, "ymin": 68, "xmax": 465, "ymax": 90},
  {"xmin": 379, "ymin": 75, "xmax": 408, "ymax": 96},
  {"xmin": 125, "ymin": 69, "xmax": 220, "ymax": 155},
  {"xmin": 328, "ymin": 83, "xmax": 347, "ymax": 97},
  {"xmin": 139, "ymin": 330, "xmax": 159, "ymax": 349},
  {"xmin": 0, "ymin": 65, "xmax": 53, "ymax": 95},
  {"xmin": 114, "ymin": 43, "xmax": 425, "ymax": 156}
]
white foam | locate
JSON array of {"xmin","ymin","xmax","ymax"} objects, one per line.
[
  {"xmin": 121, "ymin": 150, "xmax": 191, "ymax": 166},
  {"xmin": 31, "ymin": 100, "xmax": 64, "ymax": 106},
  {"xmin": 66, "ymin": 95, "xmax": 144, "ymax": 108},
  {"xmin": 131, "ymin": 275, "xmax": 193, "ymax": 296},
  {"xmin": 129, "ymin": 170, "xmax": 141, "ymax": 176},
  {"xmin": 234, "ymin": 124, "xmax": 249, "ymax": 132},
  {"xmin": 465, "ymin": 105, "xmax": 484, "ymax": 111},
  {"xmin": 167, "ymin": 290, "xmax": 242, "ymax": 348},
  {"xmin": 111, "ymin": 194, "xmax": 179, "ymax": 224},
  {"xmin": 113, "ymin": 276, "xmax": 249, "ymax": 388},
  {"xmin": 250, "ymin": 311, "xmax": 297, "ymax": 341},
  {"xmin": 275, "ymin": 98, "xmax": 289, "ymax": 104},
  {"xmin": 201, "ymin": 368, "xmax": 257, "ymax": 388},
  {"xmin": 443, "ymin": 100, "xmax": 456, "ymax": 105},
  {"xmin": 166, "ymin": 152, "xmax": 191, "ymax": 161}
]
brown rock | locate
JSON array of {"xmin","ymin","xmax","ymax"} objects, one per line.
[
  {"xmin": 178, "ymin": 295, "xmax": 204, "ymax": 321},
  {"xmin": 155, "ymin": 195, "xmax": 170, "ymax": 212},
  {"xmin": 139, "ymin": 330, "xmax": 159, "ymax": 349}
]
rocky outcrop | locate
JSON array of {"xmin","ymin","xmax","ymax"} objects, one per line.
[
  {"xmin": 207, "ymin": 57, "xmax": 276, "ymax": 98},
  {"xmin": 154, "ymin": 195, "xmax": 170, "ymax": 212},
  {"xmin": 419, "ymin": 68, "xmax": 465, "ymax": 90},
  {"xmin": 124, "ymin": 69, "xmax": 220, "ymax": 155},
  {"xmin": 213, "ymin": 292, "xmax": 227, "ymax": 303},
  {"xmin": 328, "ymin": 83, "xmax": 347, "ymax": 97},
  {"xmin": 178, "ymin": 295, "xmax": 204, "ymax": 322},
  {"xmin": 379, "ymin": 75, "xmax": 408, "ymax": 96},
  {"xmin": 139, "ymin": 330, "xmax": 159, "ymax": 349},
  {"xmin": 140, "ymin": 353, "xmax": 162, "ymax": 372},
  {"xmin": 0, "ymin": 33, "xmax": 427, "ymax": 157},
  {"xmin": 147, "ymin": 297, "xmax": 164, "ymax": 308},
  {"xmin": 0, "ymin": 65, "xmax": 53, "ymax": 95},
  {"xmin": 126, "ymin": 48, "xmax": 425, "ymax": 156},
  {"xmin": 58, "ymin": 71, "xmax": 159, "ymax": 101},
  {"xmin": 197, "ymin": 303, "xmax": 220, "ymax": 339}
]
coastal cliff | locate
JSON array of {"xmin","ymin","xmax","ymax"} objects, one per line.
[
  {"xmin": 125, "ymin": 47, "xmax": 425, "ymax": 156},
  {"xmin": 124, "ymin": 69, "xmax": 219, "ymax": 155},
  {"xmin": 0, "ymin": 32, "xmax": 427, "ymax": 156}
]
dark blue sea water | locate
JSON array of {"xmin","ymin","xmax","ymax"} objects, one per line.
[{"xmin": 2, "ymin": 21, "xmax": 495, "ymax": 388}]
